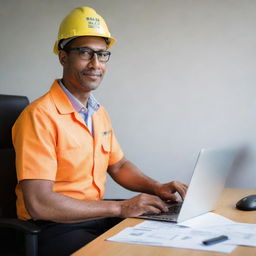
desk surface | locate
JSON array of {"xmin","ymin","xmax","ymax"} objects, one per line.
[{"xmin": 72, "ymin": 188, "xmax": 256, "ymax": 256}]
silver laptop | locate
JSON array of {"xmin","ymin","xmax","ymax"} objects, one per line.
[{"xmin": 137, "ymin": 148, "xmax": 236, "ymax": 223}]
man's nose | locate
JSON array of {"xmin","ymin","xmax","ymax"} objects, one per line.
[{"xmin": 88, "ymin": 53, "xmax": 101, "ymax": 68}]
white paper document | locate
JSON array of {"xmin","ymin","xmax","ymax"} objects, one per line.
[
  {"xmin": 107, "ymin": 212, "xmax": 256, "ymax": 253},
  {"xmin": 107, "ymin": 216, "xmax": 236, "ymax": 253},
  {"xmin": 181, "ymin": 212, "xmax": 256, "ymax": 247},
  {"xmin": 107, "ymin": 224, "xmax": 235, "ymax": 253},
  {"xmin": 179, "ymin": 212, "xmax": 235, "ymax": 227}
]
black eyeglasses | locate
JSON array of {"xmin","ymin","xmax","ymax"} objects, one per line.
[{"xmin": 65, "ymin": 47, "xmax": 111, "ymax": 63}]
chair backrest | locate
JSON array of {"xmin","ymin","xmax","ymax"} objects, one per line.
[{"xmin": 0, "ymin": 94, "xmax": 29, "ymax": 218}]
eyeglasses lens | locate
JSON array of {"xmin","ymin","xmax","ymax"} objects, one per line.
[{"xmin": 79, "ymin": 49, "xmax": 110, "ymax": 62}]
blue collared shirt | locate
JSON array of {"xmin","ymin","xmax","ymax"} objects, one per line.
[{"xmin": 58, "ymin": 80, "xmax": 100, "ymax": 135}]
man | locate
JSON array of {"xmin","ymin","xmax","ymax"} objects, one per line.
[{"xmin": 12, "ymin": 6, "xmax": 188, "ymax": 256}]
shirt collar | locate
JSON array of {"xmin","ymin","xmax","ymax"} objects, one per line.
[{"xmin": 58, "ymin": 80, "xmax": 100, "ymax": 114}]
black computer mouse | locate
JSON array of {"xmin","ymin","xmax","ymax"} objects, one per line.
[{"xmin": 236, "ymin": 194, "xmax": 256, "ymax": 211}]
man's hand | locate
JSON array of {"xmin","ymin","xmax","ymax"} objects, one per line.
[
  {"xmin": 118, "ymin": 193, "xmax": 168, "ymax": 218},
  {"xmin": 154, "ymin": 181, "xmax": 188, "ymax": 202}
]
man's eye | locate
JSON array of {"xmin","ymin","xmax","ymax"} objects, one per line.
[
  {"xmin": 79, "ymin": 50, "xmax": 92, "ymax": 57},
  {"xmin": 98, "ymin": 51, "xmax": 108, "ymax": 57}
]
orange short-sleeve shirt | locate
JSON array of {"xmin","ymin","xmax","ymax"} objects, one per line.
[{"xmin": 12, "ymin": 80, "xmax": 124, "ymax": 220}]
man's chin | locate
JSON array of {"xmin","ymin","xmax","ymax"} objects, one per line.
[{"xmin": 81, "ymin": 82, "xmax": 100, "ymax": 92}]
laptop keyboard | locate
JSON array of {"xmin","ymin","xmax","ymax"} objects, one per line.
[
  {"xmin": 142, "ymin": 202, "xmax": 182, "ymax": 216},
  {"xmin": 167, "ymin": 202, "xmax": 182, "ymax": 214}
]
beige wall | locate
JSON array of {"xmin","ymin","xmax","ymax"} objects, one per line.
[{"xmin": 1, "ymin": 0, "xmax": 256, "ymax": 198}]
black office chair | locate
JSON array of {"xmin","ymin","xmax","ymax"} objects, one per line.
[{"xmin": 0, "ymin": 94, "xmax": 40, "ymax": 256}]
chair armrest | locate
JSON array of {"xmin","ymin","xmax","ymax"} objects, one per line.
[{"xmin": 0, "ymin": 218, "xmax": 41, "ymax": 234}]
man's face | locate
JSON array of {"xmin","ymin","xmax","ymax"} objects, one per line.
[{"xmin": 59, "ymin": 36, "xmax": 108, "ymax": 94}]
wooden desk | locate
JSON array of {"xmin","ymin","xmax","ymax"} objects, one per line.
[{"xmin": 72, "ymin": 188, "xmax": 256, "ymax": 256}]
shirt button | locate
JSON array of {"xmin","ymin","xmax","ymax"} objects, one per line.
[{"xmin": 81, "ymin": 107, "xmax": 87, "ymax": 113}]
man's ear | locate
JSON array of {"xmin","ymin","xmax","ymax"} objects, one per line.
[{"xmin": 59, "ymin": 50, "xmax": 68, "ymax": 66}]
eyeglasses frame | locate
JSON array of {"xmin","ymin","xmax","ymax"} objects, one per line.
[{"xmin": 64, "ymin": 47, "xmax": 111, "ymax": 63}]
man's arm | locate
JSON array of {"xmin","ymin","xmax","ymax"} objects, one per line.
[
  {"xmin": 21, "ymin": 178, "xmax": 169, "ymax": 222},
  {"xmin": 107, "ymin": 157, "xmax": 188, "ymax": 201},
  {"xmin": 20, "ymin": 179, "xmax": 121, "ymax": 223}
]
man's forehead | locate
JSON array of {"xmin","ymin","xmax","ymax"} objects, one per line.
[{"xmin": 69, "ymin": 36, "xmax": 107, "ymax": 49}]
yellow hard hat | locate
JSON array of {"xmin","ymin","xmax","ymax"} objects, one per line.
[{"xmin": 53, "ymin": 6, "xmax": 116, "ymax": 54}]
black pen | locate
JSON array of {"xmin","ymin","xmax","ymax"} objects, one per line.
[{"xmin": 202, "ymin": 235, "xmax": 229, "ymax": 246}]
